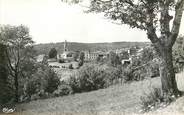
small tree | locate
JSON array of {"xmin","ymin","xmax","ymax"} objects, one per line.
[
  {"xmin": 69, "ymin": 64, "xmax": 74, "ymax": 69},
  {"xmin": 48, "ymin": 48, "xmax": 57, "ymax": 58},
  {"xmin": 108, "ymin": 51, "xmax": 121, "ymax": 67},
  {"xmin": 78, "ymin": 52, "xmax": 85, "ymax": 66},
  {"xmin": 73, "ymin": 51, "xmax": 80, "ymax": 61}
]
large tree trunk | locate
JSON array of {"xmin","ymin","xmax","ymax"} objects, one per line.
[{"xmin": 159, "ymin": 46, "xmax": 180, "ymax": 96}]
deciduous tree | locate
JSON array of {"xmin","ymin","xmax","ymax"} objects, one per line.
[
  {"xmin": 48, "ymin": 48, "xmax": 57, "ymax": 58},
  {"xmin": 0, "ymin": 25, "xmax": 34, "ymax": 102}
]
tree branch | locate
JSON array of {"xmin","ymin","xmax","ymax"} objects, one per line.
[
  {"xmin": 5, "ymin": 47, "xmax": 16, "ymax": 72},
  {"xmin": 169, "ymin": 0, "xmax": 184, "ymax": 46},
  {"xmin": 159, "ymin": 1, "xmax": 172, "ymax": 38}
]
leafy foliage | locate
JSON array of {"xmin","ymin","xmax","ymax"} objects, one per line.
[
  {"xmin": 0, "ymin": 25, "xmax": 35, "ymax": 102},
  {"xmin": 78, "ymin": 52, "xmax": 84, "ymax": 66},
  {"xmin": 108, "ymin": 51, "xmax": 121, "ymax": 67},
  {"xmin": 48, "ymin": 48, "xmax": 57, "ymax": 58},
  {"xmin": 121, "ymin": 46, "xmax": 159, "ymax": 82},
  {"xmin": 67, "ymin": 64, "xmax": 123, "ymax": 93},
  {"xmin": 53, "ymin": 84, "xmax": 73, "ymax": 97},
  {"xmin": 173, "ymin": 35, "xmax": 184, "ymax": 72},
  {"xmin": 69, "ymin": 64, "xmax": 74, "ymax": 69},
  {"xmin": 0, "ymin": 44, "xmax": 14, "ymax": 105},
  {"xmin": 22, "ymin": 63, "xmax": 60, "ymax": 101}
]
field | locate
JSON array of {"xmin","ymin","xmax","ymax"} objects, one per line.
[
  {"xmin": 48, "ymin": 61, "xmax": 78, "ymax": 81},
  {"xmin": 1, "ymin": 71, "xmax": 183, "ymax": 115}
]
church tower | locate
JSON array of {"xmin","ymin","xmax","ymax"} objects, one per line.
[{"xmin": 64, "ymin": 40, "xmax": 68, "ymax": 52}]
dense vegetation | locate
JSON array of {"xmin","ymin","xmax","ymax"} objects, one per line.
[
  {"xmin": 173, "ymin": 35, "xmax": 184, "ymax": 72},
  {"xmin": 0, "ymin": 25, "xmax": 60, "ymax": 106},
  {"xmin": 0, "ymin": 44, "xmax": 14, "ymax": 107}
]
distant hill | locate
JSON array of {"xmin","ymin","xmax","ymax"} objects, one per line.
[{"xmin": 34, "ymin": 42, "xmax": 150, "ymax": 55}]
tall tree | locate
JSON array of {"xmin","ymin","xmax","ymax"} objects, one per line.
[
  {"xmin": 64, "ymin": 0, "xmax": 184, "ymax": 96},
  {"xmin": 0, "ymin": 25, "xmax": 34, "ymax": 102}
]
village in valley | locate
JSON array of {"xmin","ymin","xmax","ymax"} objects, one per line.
[
  {"xmin": 36, "ymin": 40, "xmax": 151, "ymax": 80},
  {"xmin": 1, "ymin": 0, "xmax": 184, "ymax": 115}
]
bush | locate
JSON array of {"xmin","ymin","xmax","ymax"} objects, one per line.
[
  {"xmin": 68, "ymin": 64, "xmax": 73, "ymax": 69},
  {"xmin": 121, "ymin": 57, "xmax": 160, "ymax": 82},
  {"xmin": 23, "ymin": 63, "xmax": 60, "ymax": 101},
  {"xmin": 122, "ymin": 66, "xmax": 134, "ymax": 82},
  {"xmin": 53, "ymin": 84, "xmax": 73, "ymax": 97},
  {"xmin": 59, "ymin": 59, "xmax": 65, "ymax": 63},
  {"xmin": 68, "ymin": 64, "xmax": 111, "ymax": 93},
  {"xmin": 105, "ymin": 66, "xmax": 122, "ymax": 85},
  {"xmin": 45, "ymin": 68, "xmax": 60, "ymax": 93},
  {"xmin": 67, "ymin": 64, "xmax": 124, "ymax": 93},
  {"xmin": 140, "ymin": 87, "xmax": 176, "ymax": 113},
  {"xmin": 173, "ymin": 35, "xmax": 184, "ymax": 73}
]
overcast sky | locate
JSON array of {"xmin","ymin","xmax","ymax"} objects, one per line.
[{"xmin": 0, "ymin": 0, "xmax": 184, "ymax": 43}]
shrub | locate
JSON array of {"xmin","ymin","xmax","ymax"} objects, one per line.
[
  {"xmin": 67, "ymin": 74, "xmax": 80, "ymax": 93},
  {"xmin": 121, "ymin": 58, "xmax": 160, "ymax": 82},
  {"xmin": 149, "ymin": 61, "xmax": 159, "ymax": 78},
  {"xmin": 122, "ymin": 66, "xmax": 134, "ymax": 82},
  {"xmin": 68, "ymin": 64, "xmax": 73, "ymax": 69},
  {"xmin": 78, "ymin": 60, "xmax": 83, "ymax": 67},
  {"xmin": 53, "ymin": 84, "xmax": 73, "ymax": 97},
  {"xmin": 105, "ymin": 66, "xmax": 122, "ymax": 85},
  {"xmin": 45, "ymin": 68, "xmax": 60, "ymax": 93},
  {"xmin": 140, "ymin": 87, "xmax": 176, "ymax": 113},
  {"xmin": 173, "ymin": 36, "xmax": 184, "ymax": 73},
  {"xmin": 68, "ymin": 64, "xmax": 110, "ymax": 93},
  {"xmin": 59, "ymin": 59, "xmax": 65, "ymax": 63},
  {"xmin": 23, "ymin": 64, "xmax": 60, "ymax": 101}
]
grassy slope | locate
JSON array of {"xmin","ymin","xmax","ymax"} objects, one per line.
[{"xmin": 1, "ymin": 71, "xmax": 183, "ymax": 115}]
